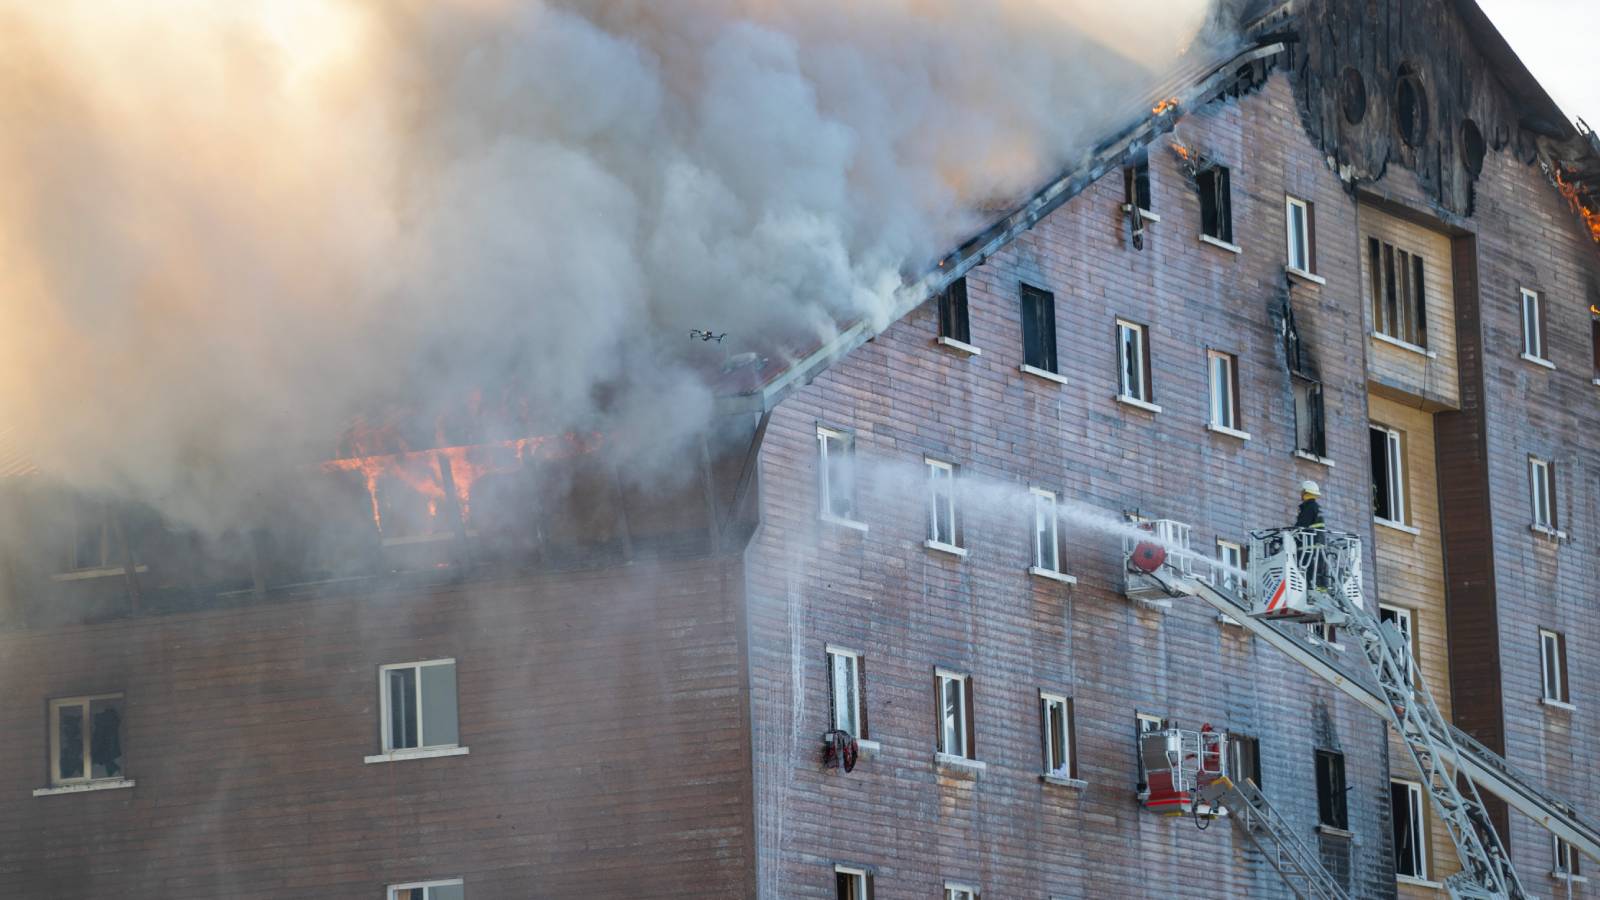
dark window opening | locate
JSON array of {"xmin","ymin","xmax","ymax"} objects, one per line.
[
  {"xmin": 1391, "ymin": 780, "xmax": 1426, "ymax": 878},
  {"xmin": 836, "ymin": 869, "xmax": 872, "ymax": 900},
  {"xmin": 1315, "ymin": 750, "xmax": 1348, "ymax": 830},
  {"xmin": 1229, "ymin": 734, "xmax": 1262, "ymax": 789},
  {"xmin": 1125, "ymin": 155, "xmax": 1152, "ymax": 213},
  {"xmin": 1461, "ymin": 119, "xmax": 1486, "ymax": 177},
  {"xmin": 1020, "ymin": 284, "xmax": 1058, "ymax": 373},
  {"xmin": 1395, "ymin": 66, "xmax": 1428, "ymax": 149},
  {"xmin": 1590, "ymin": 316, "xmax": 1599, "ymax": 376},
  {"xmin": 1340, "ymin": 67, "xmax": 1367, "ymax": 125},
  {"xmin": 1198, "ymin": 166, "xmax": 1233, "ymax": 244},
  {"xmin": 51, "ymin": 695, "xmax": 124, "ymax": 786},
  {"xmin": 1294, "ymin": 378, "xmax": 1327, "ymax": 458},
  {"xmin": 1369, "ymin": 237, "xmax": 1427, "ymax": 347},
  {"xmin": 939, "ymin": 278, "xmax": 970, "ymax": 345}
]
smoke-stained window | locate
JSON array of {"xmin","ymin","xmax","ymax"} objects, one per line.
[
  {"xmin": 1369, "ymin": 237, "xmax": 1427, "ymax": 349},
  {"xmin": 1198, "ymin": 165, "xmax": 1233, "ymax": 245},
  {"xmin": 1390, "ymin": 779, "xmax": 1427, "ymax": 879},
  {"xmin": 48, "ymin": 694, "xmax": 124, "ymax": 787},
  {"xmin": 827, "ymin": 646, "xmax": 864, "ymax": 739},
  {"xmin": 1370, "ymin": 425, "xmax": 1406, "ymax": 525},
  {"xmin": 1293, "ymin": 377, "xmax": 1327, "ymax": 460},
  {"xmin": 1124, "ymin": 154, "xmax": 1152, "ymax": 214},
  {"xmin": 925, "ymin": 458, "xmax": 959, "ymax": 550},
  {"xmin": 1541, "ymin": 629, "xmax": 1569, "ymax": 704},
  {"xmin": 1529, "ymin": 457, "xmax": 1558, "ymax": 534},
  {"xmin": 389, "ymin": 879, "xmax": 465, "ymax": 900},
  {"xmin": 1228, "ymin": 733, "xmax": 1261, "ymax": 789},
  {"xmin": 1315, "ymin": 749, "xmax": 1347, "ymax": 830},
  {"xmin": 62, "ymin": 499, "xmax": 124, "ymax": 572},
  {"xmin": 1019, "ymin": 284, "xmax": 1058, "ymax": 374},
  {"xmin": 938, "ymin": 278, "xmax": 971, "ymax": 346},
  {"xmin": 379, "ymin": 660, "xmax": 460, "ymax": 754},
  {"xmin": 1286, "ymin": 196, "xmax": 1315, "ymax": 274},
  {"xmin": 816, "ymin": 426, "xmax": 859, "ymax": 524}
]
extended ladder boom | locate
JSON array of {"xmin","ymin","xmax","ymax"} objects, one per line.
[{"xmin": 1196, "ymin": 774, "xmax": 1350, "ymax": 900}]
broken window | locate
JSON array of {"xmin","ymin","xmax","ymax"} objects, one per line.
[
  {"xmin": 944, "ymin": 885, "xmax": 979, "ymax": 900},
  {"xmin": 1116, "ymin": 320, "xmax": 1153, "ymax": 404},
  {"xmin": 1554, "ymin": 834, "xmax": 1584, "ymax": 879},
  {"xmin": 49, "ymin": 694, "xmax": 124, "ymax": 786},
  {"xmin": 1286, "ymin": 196, "xmax": 1315, "ymax": 273},
  {"xmin": 935, "ymin": 669, "xmax": 974, "ymax": 760},
  {"xmin": 62, "ymin": 499, "xmax": 123, "ymax": 572},
  {"xmin": 835, "ymin": 867, "xmax": 871, "ymax": 900},
  {"xmin": 1198, "ymin": 166, "xmax": 1233, "ymax": 244},
  {"xmin": 1040, "ymin": 693, "xmax": 1074, "ymax": 780},
  {"xmin": 389, "ymin": 880, "xmax": 465, "ymax": 900},
  {"xmin": 1019, "ymin": 284, "xmax": 1058, "ymax": 373},
  {"xmin": 1369, "ymin": 238, "xmax": 1427, "ymax": 348},
  {"xmin": 1541, "ymin": 629, "xmax": 1569, "ymax": 704},
  {"xmin": 1208, "ymin": 350, "xmax": 1240, "ymax": 432},
  {"xmin": 926, "ymin": 458, "xmax": 958, "ymax": 549},
  {"xmin": 1124, "ymin": 154, "xmax": 1152, "ymax": 214},
  {"xmin": 827, "ymin": 646, "xmax": 864, "ymax": 738},
  {"xmin": 1135, "ymin": 713, "xmax": 1163, "ymax": 794},
  {"xmin": 1370, "ymin": 425, "xmax": 1406, "ymax": 525},
  {"xmin": 938, "ymin": 277, "xmax": 971, "ymax": 346},
  {"xmin": 1379, "ymin": 605, "xmax": 1415, "ymax": 657},
  {"xmin": 1521, "ymin": 288, "xmax": 1547, "ymax": 361},
  {"xmin": 1529, "ymin": 457, "xmax": 1557, "ymax": 533},
  {"xmin": 1315, "ymin": 749, "xmax": 1348, "ymax": 830},
  {"xmin": 1293, "ymin": 377, "xmax": 1328, "ymax": 459},
  {"xmin": 1228, "ymin": 733, "xmax": 1262, "ymax": 789},
  {"xmin": 1391, "ymin": 779, "xmax": 1427, "ymax": 879},
  {"xmin": 1031, "ymin": 488, "xmax": 1059, "ymax": 573},
  {"xmin": 380, "ymin": 659, "xmax": 459, "ymax": 753},
  {"xmin": 816, "ymin": 426, "xmax": 858, "ymax": 523}
]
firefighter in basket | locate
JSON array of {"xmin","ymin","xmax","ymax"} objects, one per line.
[{"xmin": 1293, "ymin": 480, "xmax": 1328, "ymax": 591}]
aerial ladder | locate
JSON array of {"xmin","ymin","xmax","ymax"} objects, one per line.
[{"xmin": 1121, "ymin": 522, "xmax": 1600, "ymax": 899}]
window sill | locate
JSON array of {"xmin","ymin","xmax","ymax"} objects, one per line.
[
  {"xmin": 1029, "ymin": 566, "xmax": 1078, "ymax": 585},
  {"xmin": 1115, "ymin": 394, "xmax": 1162, "ymax": 414},
  {"xmin": 934, "ymin": 753, "xmax": 986, "ymax": 777},
  {"xmin": 855, "ymin": 739, "xmax": 881, "ymax": 760},
  {"xmin": 1371, "ymin": 332, "xmax": 1437, "ymax": 359},
  {"xmin": 1541, "ymin": 698, "xmax": 1576, "ymax": 712},
  {"xmin": 1593, "ymin": 377, "xmax": 1600, "ymax": 386},
  {"xmin": 936, "ymin": 336, "xmax": 982, "ymax": 357},
  {"xmin": 1020, "ymin": 364, "xmax": 1069, "ymax": 386},
  {"xmin": 1218, "ymin": 613, "xmax": 1245, "ymax": 627},
  {"xmin": 364, "ymin": 746, "xmax": 470, "ymax": 764},
  {"xmin": 1376, "ymin": 518, "xmax": 1421, "ymax": 536},
  {"xmin": 1295, "ymin": 450, "xmax": 1335, "ymax": 467},
  {"xmin": 1041, "ymin": 774, "xmax": 1088, "ymax": 790},
  {"xmin": 1521, "ymin": 352, "xmax": 1556, "ymax": 370},
  {"xmin": 52, "ymin": 564, "xmax": 148, "ymax": 583},
  {"xmin": 1207, "ymin": 423, "xmax": 1251, "ymax": 441},
  {"xmin": 1531, "ymin": 523, "xmax": 1567, "ymax": 541},
  {"xmin": 924, "ymin": 539, "xmax": 968, "ymax": 558},
  {"xmin": 1316, "ymin": 824, "xmax": 1355, "ymax": 839},
  {"xmin": 1124, "ymin": 204, "xmax": 1161, "ymax": 223},
  {"xmin": 1395, "ymin": 875, "xmax": 1443, "ymax": 889},
  {"xmin": 821, "ymin": 515, "xmax": 870, "ymax": 533},
  {"xmin": 1286, "ymin": 266, "xmax": 1326, "ymax": 286},
  {"xmin": 1553, "ymin": 872, "xmax": 1589, "ymax": 883},
  {"xmin": 1199, "ymin": 234, "xmax": 1242, "ymax": 254},
  {"xmin": 33, "ymin": 778, "xmax": 136, "ymax": 797}
]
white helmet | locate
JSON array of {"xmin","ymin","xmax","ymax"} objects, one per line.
[{"xmin": 1300, "ymin": 480, "xmax": 1322, "ymax": 498}]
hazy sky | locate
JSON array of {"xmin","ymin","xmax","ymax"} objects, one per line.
[{"xmin": 1478, "ymin": 0, "xmax": 1600, "ymax": 126}]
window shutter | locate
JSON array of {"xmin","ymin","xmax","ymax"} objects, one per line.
[
  {"xmin": 1413, "ymin": 255, "xmax": 1427, "ymax": 345},
  {"xmin": 1549, "ymin": 461, "xmax": 1559, "ymax": 530},
  {"xmin": 1559, "ymin": 632, "xmax": 1571, "ymax": 702},
  {"xmin": 865, "ymin": 874, "xmax": 876, "ymax": 900},
  {"xmin": 1538, "ymin": 292, "xmax": 1549, "ymax": 358},
  {"xmin": 1307, "ymin": 201, "xmax": 1318, "ymax": 273},
  {"xmin": 1141, "ymin": 327, "xmax": 1154, "ymax": 403},
  {"xmin": 1230, "ymin": 355, "xmax": 1242, "ymax": 428},
  {"xmin": 826, "ymin": 651, "xmax": 837, "ymax": 731},
  {"xmin": 963, "ymin": 677, "xmax": 976, "ymax": 759},
  {"xmin": 1067, "ymin": 698, "xmax": 1078, "ymax": 779},
  {"xmin": 857, "ymin": 657, "xmax": 869, "ymax": 739},
  {"xmin": 1039, "ymin": 697, "xmax": 1050, "ymax": 772},
  {"xmin": 933, "ymin": 673, "xmax": 945, "ymax": 754},
  {"xmin": 1219, "ymin": 168, "xmax": 1233, "ymax": 244}
]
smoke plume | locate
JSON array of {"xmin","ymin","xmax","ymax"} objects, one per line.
[{"xmin": 0, "ymin": 0, "xmax": 1228, "ymax": 528}]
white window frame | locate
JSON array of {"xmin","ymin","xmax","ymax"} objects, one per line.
[
  {"xmin": 944, "ymin": 883, "xmax": 979, "ymax": 900},
  {"xmin": 1379, "ymin": 604, "xmax": 1414, "ymax": 651},
  {"xmin": 827, "ymin": 646, "xmax": 862, "ymax": 737},
  {"xmin": 1540, "ymin": 629, "xmax": 1567, "ymax": 703},
  {"xmin": 387, "ymin": 878, "xmax": 464, "ymax": 900},
  {"xmin": 1286, "ymin": 196, "xmax": 1312, "ymax": 273},
  {"xmin": 1031, "ymin": 488, "xmax": 1059, "ymax": 573},
  {"xmin": 1040, "ymin": 692, "xmax": 1073, "ymax": 779},
  {"xmin": 1522, "ymin": 288, "xmax": 1546, "ymax": 362},
  {"xmin": 1216, "ymin": 539, "xmax": 1245, "ymax": 593},
  {"xmin": 926, "ymin": 458, "xmax": 958, "ymax": 549},
  {"xmin": 1116, "ymin": 319, "xmax": 1150, "ymax": 403},
  {"xmin": 835, "ymin": 866, "xmax": 869, "ymax": 900},
  {"xmin": 1392, "ymin": 779, "xmax": 1428, "ymax": 882},
  {"xmin": 1553, "ymin": 834, "xmax": 1585, "ymax": 880},
  {"xmin": 817, "ymin": 426, "xmax": 859, "ymax": 524},
  {"xmin": 936, "ymin": 669, "xmax": 971, "ymax": 759},
  {"xmin": 1529, "ymin": 457, "xmax": 1555, "ymax": 531},
  {"xmin": 47, "ymin": 693, "xmax": 125, "ymax": 787},
  {"xmin": 1207, "ymin": 350, "xmax": 1240, "ymax": 432},
  {"xmin": 378, "ymin": 659, "xmax": 459, "ymax": 754},
  {"xmin": 1373, "ymin": 425, "xmax": 1407, "ymax": 526}
]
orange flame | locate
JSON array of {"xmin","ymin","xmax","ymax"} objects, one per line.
[
  {"xmin": 1551, "ymin": 165, "xmax": 1600, "ymax": 244},
  {"xmin": 1152, "ymin": 97, "xmax": 1180, "ymax": 116}
]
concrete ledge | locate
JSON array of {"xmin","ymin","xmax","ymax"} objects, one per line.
[
  {"xmin": 52, "ymin": 565, "xmax": 148, "ymax": 583},
  {"xmin": 34, "ymin": 778, "xmax": 136, "ymax": 797},
  {"xmin": 855, "ymin": 740, "xmax": 881, "ymax": 760},
  {"xmin": 1029, "ymin": 567, "xmax": 1077, "ymax": 585},
  {"xmin": 364, "ymin": 746, "xmax": 470, "ymax": 765},
  {"xmin": 1207, "ymin": 423, "xmax": 1251, "ymax": 441},
  {"xmin": 1041, "ymin": 774, "xmax": 1088, "ymax": 790},
  {"xmin": 1540, "ymin": 698, "xmax": 1576, "ymax": 712},
  {"xmin": 821, "ymin": 515, "xmax": 869, "ymax": 533},
  {"xmin": 934, "ymin": 753, "xmax": 986, "ymax": 777},
  {"xmin": 1376, "ymin": 518, "xmax": 1421, "ymax": 536},
  {"xmin": 1199, "ymin": 234, "xmax": 1242, "ymax": 254},
  {"xmin": 1020, "ymin": 364, "xmax": 1069, "ymax": 386},
  {"xmin": 1295, "ymin": 450, "xmax": 1335, "ymax": 467},
  {"xmin": 1316, "ymin": 824, "xmax": 1355, "ymax": 839},
  {"xmin": 1115, "ymin": 394, "xmax": 1162, "ymax": 414},
  {"xmin": 925, "ymin": 540, "xmax": 968, "ymax": 558},
  {"xmin": 935, "ymin": 336, "xmax": 982, "ymax": 356},
  {"xmin": 1372, "ymin": 331, "xmax": 1437, "ymax": 359},
  {"xmin": 1521, "ymin": 352, "xmax": 1556, "ymax": 370},
  {"xmin": 1286, "ymin": 266, "xmax": 1327, "ymax": 286}
]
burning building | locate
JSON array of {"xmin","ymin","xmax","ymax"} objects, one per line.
[{"xmin": 4, "ymin": 0, "xmax": 1600, "ymax": 897}]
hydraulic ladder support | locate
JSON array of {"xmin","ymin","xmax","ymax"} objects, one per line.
[{"xmin": 1195, "ymin": 775, "xmax": 1351, "ymax": 900}]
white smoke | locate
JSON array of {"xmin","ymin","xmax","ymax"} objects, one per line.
[{"xmin": 0, "ymin": 0, "xmax": 1229, "ymax": 527}]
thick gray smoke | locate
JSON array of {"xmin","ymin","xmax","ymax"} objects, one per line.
[{"xmin": 0, "ymin": 0, "xmax": 1228, "ymax": 528}]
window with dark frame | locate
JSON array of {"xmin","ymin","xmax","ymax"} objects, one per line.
[
  {"xmin": 1529, "ymin": 457, "xmax": 1557, "ymax": 532},
  {"xmin": 1020, "ymin": 284, "xmax": 1058, "ymax": 373},
  {"xmin": 1040, "ymin": 693, "xmax": 1075, "ymax": 780},
  {"xmin": 1315, "ymin": 749, "xmax": 1348, "ymax": 830},
  {"xmin": 1294, "ymin": 377, "xmax": 1328, "ymax": 459},
  {"xmin": 939, "ymin": 277, "xmax": 971, "ymax": 346},
  {"xmin": 1541, "ymin": 629, "xmax": 1569, "ymax": 704},
  {"xmin": 1117, "ymin": 320, "xmax": 1153, "ymax": 403},
  {"xmin": 1228, "ymin": 734, "xmax": 1262, "ymax": 789},
  {"xmin": 1208, "ymin": 350, "xmax": 1240, "ymax": 431},
  {"xmin": 48, "ymin": 694, "xmax": 125, "ymax": 787},
  {"xmin": 1125, "ymin": 154, "xmax": 1152, "ymax": 214},
  {"xmin": 1369, "ymin": 237, "xmax": 1427, "ymax": 348},
  {"xmin": 1391, "ymin": 779, "xmax": 1427, "ymax": 879},
  {"xmin": 835, "ymin": 867, "xmax": 872, "ymax": 900},
  {"xmin": 1370, "ymin": 425, "xmax": 1406, "ymax": 524},
  {"xmin": 1286, "ymin": 196, "xmax": 1316, "ymax": 274},
  {"xmin": 1198, "ymin": 166, "xmax": 1233, "ymax": 244},
  {"xmin": 935, "ymin": 669, "xmax": 975, "ymax": 760}
]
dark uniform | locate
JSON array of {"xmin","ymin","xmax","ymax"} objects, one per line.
[
  {"xmin": 1295, "ymin": 496, "xmax": 1328, "ymax": 590},
  {"xmin": 1294, "ymin": 497, "xmax": 1324, "ymax": 530}
]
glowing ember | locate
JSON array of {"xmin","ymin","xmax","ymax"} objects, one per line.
[
  {"xmin": 1152, "ymin": 97, "xmax": 1180, "ymax": 116},
  {"xmin": 1168, "ymin": 138, "xmax": 1205, "ymax": 178},
  {"xmin": 1551, "ymin": 165, "xmax": 1600, "ymax": 244}
]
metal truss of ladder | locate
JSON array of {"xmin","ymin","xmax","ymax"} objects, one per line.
[{"xmin": 1203, "ymin": 775, "xmax": 1349, "ymax": 900}]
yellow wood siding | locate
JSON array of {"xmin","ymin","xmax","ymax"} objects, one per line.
[{"xmin": 1359, "ymin": 206, "xmax": 1460, "ymax": 411}]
